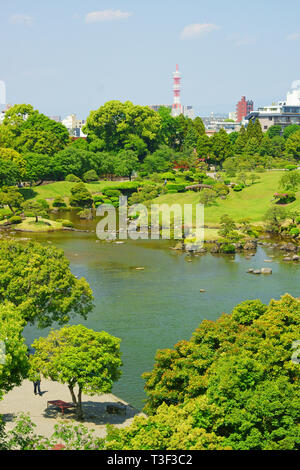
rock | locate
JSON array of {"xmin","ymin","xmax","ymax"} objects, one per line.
[
  {"xmin": 283, "ymin": 257, "xmax": 292, "ymax": 261},
  {"xmin": 264, "ymin": 259, "xmax": 273, "ymax": 263},
  {"xmin": 253, "ymin": 270, "xmax": 261, "ymax": 274},
  {"xmin": 136, "ymin": 267, "xmax": 145, "ymax": 270},
  {"xmin": 200, "ymin": 289, "xmax": 206, "ymax": 293},
  {"xmin": 247, "ymin": 268, "xmax": 254, "ymax": 273},
  {"xmin": 244, "ymin": 241, "xmax": 257, "ymax": 251},
  {"xmin": 261, "ymin": 268, "xmax": 272, "ymax": 274},
  {"xmin": 293, "ymin": 255, "xmax": 300, "ymax": 261}
]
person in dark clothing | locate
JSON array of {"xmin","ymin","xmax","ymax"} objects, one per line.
[{"xmin": 33, "ymin": 379, "xmax": 42, "ymax": 396}]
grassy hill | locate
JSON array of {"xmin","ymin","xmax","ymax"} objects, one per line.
[{"xmin": 152, "ymin": 170, "xmax": 300, "ymax": 227}]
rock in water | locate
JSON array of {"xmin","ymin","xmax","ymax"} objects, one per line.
[{"xmin": 261, "ymin": 268, "xmax": 272, "ymax": 274}]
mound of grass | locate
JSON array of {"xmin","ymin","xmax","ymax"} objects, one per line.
[{"xmin": 13, "ymin": 217, "xmax": 64, "ymax": 232}]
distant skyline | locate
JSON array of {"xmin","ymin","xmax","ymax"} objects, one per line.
[{"xmin": 1, "ymin": 0, "xmax": 300, "ymax": 118}]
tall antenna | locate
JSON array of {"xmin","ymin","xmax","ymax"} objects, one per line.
[{"xmin": 172, "ymin": 64, "xmax": 182, "ymax": 117}]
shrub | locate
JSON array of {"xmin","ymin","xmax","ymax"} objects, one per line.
[
  {"xmin": 273, "ymin": 192, "xmax": 296, "ymax": 204},
  {"xmin": 69, "ymin": 183, "xmax": 93, "ymax": 208},
  {"xmin": 160, "ymin": 172, "xmax": 176, "ymax": 181},
  {"xmin": 102, "ymin": 182, "xmax": 140, "ymax": 196},
  {"xmin": 102, "ymin": 189, "xmax": 122, "ymax": 198},
  {"xmin": 290, "ymin": 227, "xmax": 300, "ymax": 237},
  {"xmin": 65, "ymin": 174, "xmax": 82, "ymax": 182},
  {"xmin": 52, "ymin": 196, "xmax": 67, "ymax": 208},
  {"xmin": 83, "ymin": 169, "xmax": 98, "ymax": 182},
  {"xmin": 37, "ymin": 199, "xmax": 49, "ymax": 210},
  {"xmin": 285, "ymin": 165, "xmax": 298, "ymax": 171},
  {"xmin": 220, "ymin": 243, "xmax": 236, "ymax": 254},
  {"xmin": 9, "ymin": 215, "xmax": 22, "ymax": 225},
  {"xmin": 166, "ymin": 183, "xmax": 186, "ymax": 193},
  {"xmin": 61, "ymin": 220, "xmax": 74, "ymax": 228},
  {"xmin": 0, "ymin": 208, "xmax": 13, "ymax": 220},
  {"xmin": 233, "ymin": 184, "xmax": 244, "ymax": 192},
  {"xmin": 167, "ymin": 190, "xmax": 178, "ymax": 194}
]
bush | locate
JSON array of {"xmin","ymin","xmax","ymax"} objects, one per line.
[
  {"xmin": 233, "ymin": 184, "xmax": 244, "ymax": 192},
  {"xmin": 102, "ymin": 189, "xmax": 122, "ymax": 198},
  {"xmin": 285, "ymin": 165, "xmax": 298, "ymax": 171},
  {"xmin": 274, "ymin": 192, "xmax": 296, "ymax": 204},
  {"xmin": 61, "ymin": 220, "xmax": 74, "ymax": 228},
  {"xmin": 160, "ymin": 172, "xmax": 176, "ymax": 181},
  {"xmin": 0, "ymin": 208, "xmax": 13, "ymax": 220},
  {"xmin": 9, "ymin": 215, "xmax": 22, "ymax": 225},
  {"xmin": 220, "ymin": 243, "xmax": 236, "ymax": 254},
  {"xmin": 83, "ymin": 169, "xmax": 98, "ymax": 182},
  {"xmin": 166, "ymin": 183, "xmax": 186, "ymax": 193},
  {"xmin": 102, "ymin": 182, "xmax": 140, "ymax": 196},
  {"xmin": 65, "ymin": 174, "xmax": 82, "ymax": 182},
  {"xmin": 52, "ymin": 196, "xmax": 67, "ymax": 208},
  {"xmin": 37, "ymin": 199, "xmax": 49, "ymax": 210},
  {"xmin": 290, "ymin": 227, "xmax": 300, "ymax": 237},
  {"xmin": 167, "ymin": 190, "xmax": 178, "ymax": 194}
]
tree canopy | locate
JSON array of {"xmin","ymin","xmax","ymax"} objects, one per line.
[
  {"xmin": 30, "ymin": 325, "xmax": 122, "ymax": 419},
  {"xmin": 0, "ymin": 241, "xmax": 93, "ymax": 328}
]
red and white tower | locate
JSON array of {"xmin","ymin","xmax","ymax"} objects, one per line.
[{"xmin": 172, "ymin": 64, "xmax": 183, "ymax": 117}]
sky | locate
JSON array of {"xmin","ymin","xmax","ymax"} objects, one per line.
[{"xmin": 0, "ymin": 0, "xmax": 300, "ymax": 118}]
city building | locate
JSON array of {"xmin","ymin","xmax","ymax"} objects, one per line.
[
  {"xmin": 228, "ymin": 111, "xmax": 237, "ymax": 121},
  {"xmin": 246, "ymin": 81, "xmax": 300, "ymax": 131},
  {"xmin": 236, "ymin": 96, "xmax": 254, "ymax": 122},
  {"xmin": 62, "ymin": 113, "xmax": 86, "ymax": 137}
]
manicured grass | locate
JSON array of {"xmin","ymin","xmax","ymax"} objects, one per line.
[
  {"xmin": 14, "ymin": 217, "xmax": 63, "ymax": 232},
  {"xmin": 152, "ymin": 170, "xmax": 300, "ymax": 227},
  {"xmin": 20, "ymin": 181, "xmax": 122, "ymax": 202}
]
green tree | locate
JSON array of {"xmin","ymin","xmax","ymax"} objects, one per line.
[
  {"xmin": 24, "ymin": 153, "xmax": 54, "ymax": 184},
  {"xmin": 279, "ymin": 170, "xmax": 300, "ymax": 192},
  {"xmin": 3, "ymin": 104, "xmax": 36, "ymax": 133},
  {"xmin": 193, "ymin": 117, "xmax": 206, "ymax": 136},
  {"xmin": 83, "ymin": 169, "xmax": 98, "ymax": 182},
  {"xmin": 286, "ymin": 130, "xmax": 300, "ymax": 160},
  {"xmin": 20, "ymin": 113, "xmax": 69, "ymax": 149},
  {"xmin": 113, "ymin": 149, "xmax": 139, "ymax": 180},
  {"xmin": 264, "ymin": 206, "xmax": 287, "ymax": 233},
  {"xmin": 69, "ymin": 183, "xmax": 93, "ymax": 208},
  {"xmin": 22, "ymin": 200, "xmax": 47, "ymax": 223},
  {"xmin": 0, "ymin": 302, "xmax": 29, "ymax": 402},
  {"xmin": 218, "ymin": 214, "xmax": 237, "ymax": 238},
  {"xmin": 199, "ymin": 189, "xmax": 217, "ymax": 206},
  {"xmin": 211, "ymin": 128, "xmax": 232, "ymax": 163},
  {"xmin": 267, "ymin": 125, "xmax": 282, "ymax": 139},
  {"xmin": 0, "ymin": 187, "xmax": 24, "ymax": 214},
  {"xmin": 234, "ymin": 126, "xmax": 248, "ymax": 154},
  {"xmin": 0, "ymin": 240, "xmax": 93, "ymax": 328},
  {"xmin": 30, "ymin": 325, "xmax": 122, "ymax": 419},
  {"xmin": 0, "ymin": 159, "xmax": 20, "ymax": 187},
  {"xmin": 283, "ymin": 124, "xmax": 300, "ymax": 140},
  {"xmin": 83, "ymin": 100, "xmax": 161, "ymax": 153},
  {"xmin": 196, "ymin": 134, "xmax": 212, "ymax": 160},
  {"xmin": 0, "ymin": 148, "xmax": 26, "ymax": 177}
]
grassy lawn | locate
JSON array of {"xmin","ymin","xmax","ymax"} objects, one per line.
[
  {"xmin": 13, "ymin": 217, "xmax": 64, "ymax": 232},
  {"xmin": 152, "ymin": 170, "xmax": 300, "ymax": 227},
  {"xmin": 19, "ymin": 181, "xmax": 122, "ymax": 202}
]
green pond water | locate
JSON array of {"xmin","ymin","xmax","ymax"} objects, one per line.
[{"xmin": 15, "ymin": 213, "xmax": 300, "ymax": 411}]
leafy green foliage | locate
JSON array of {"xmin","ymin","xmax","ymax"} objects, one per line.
[
  {"xmin": 69, "ymin": 183, "xmax": 93, "ymax": 208},
  {"xmin": 30, "ymin": 325, "xmax": 122, "ymax": 419},
  {"xmin": 0, "ymin": 241, "xmax": 93, "ymax": 327}
]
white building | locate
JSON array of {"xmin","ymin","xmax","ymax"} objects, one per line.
[
  {"xmin": 62, "ymin": 114, "xmax": 87, "ymax": 137},
  {"xmin": 246, "ymin": 81, "xmax": 300, "ymax": 131}
]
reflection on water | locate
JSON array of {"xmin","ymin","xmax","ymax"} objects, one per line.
[{"xmin": 14, "ymin": 212, "xmax": 300, "ymax": 410}]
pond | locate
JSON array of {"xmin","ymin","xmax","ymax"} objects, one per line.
[{"xmin": 14, "ymin": 212, "xmax": 300, "ymax": 410}]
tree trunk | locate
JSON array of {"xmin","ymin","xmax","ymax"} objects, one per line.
[
  {"xmin": 77, "ymin": 388, "xmax": 83, "ymax": 420},
  {"xmin": 68, "ymin": 384, "xmax": 77, "ymax": 405},
  {"xmin": 35, "ymin": 215, "xmax": 38, "ymax": 223}
]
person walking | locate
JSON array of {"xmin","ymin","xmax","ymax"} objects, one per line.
[{"xmin": 32, "ymin": 372, "xmax": 42, "ymax": 396}]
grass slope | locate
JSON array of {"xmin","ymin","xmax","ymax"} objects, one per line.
[{"xmin": 153, "ymin": 171, "xmax": 300, "ymax": 226}]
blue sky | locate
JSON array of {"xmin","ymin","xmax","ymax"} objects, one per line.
[{"xmin": 1, "ymin": 0, "xmax": 300, "ymax": 118}]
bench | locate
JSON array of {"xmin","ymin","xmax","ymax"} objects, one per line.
[{"xmin": 47, "ymin": 400, "xmax": 76, "ymax": 414}]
